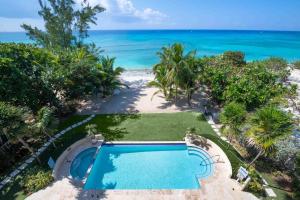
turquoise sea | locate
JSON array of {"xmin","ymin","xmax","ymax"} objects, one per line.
[{"xmin": 1, "ymin": 30, "xmax": 300, "ymax": 69}]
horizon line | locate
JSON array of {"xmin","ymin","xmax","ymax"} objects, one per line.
[{"xmin": 1, "ymin": 28, "xmax": 300, "ymax": 33}]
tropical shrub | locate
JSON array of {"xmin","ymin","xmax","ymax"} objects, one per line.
[
  {"xmin": 293, "ymin": 60, "xmax": 300, "ymax": 70},
  {"xmin": 0, "ymin": 43, "xmax": 59, "ymax": 112},
  {"xmin": 274, "ymin": 138, "xmax": 298, "ymax": 170},
  {"xmin": 98, "ymin": 56, "xmax": 125, "ymax": 96},
  {"xmin": 224, "ymin": 63, "xmax": 282, "ymax": 109},
  {"xmin": 220, "ymin": 102, "xmax": 247, "ymax": 142},
  {"xmin": 261, "ymin": 57, "xmax": 289, "ymax": 81},
  {"xmin": 246, "ymin": 106, "xmax": 294, "ymax": 165},
  {"xmin": 222, "ymin": 51, "xmax": 246, "ymax": 67},
  {"xmin": 246, "ymin": 167, "xmax": 265, "ymax": 196},
  {"xmin": 21, "ymin": 167, "xmax": 53, "ymax": 194}
]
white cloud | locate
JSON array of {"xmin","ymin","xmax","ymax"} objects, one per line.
[
  {"xmin": 76, "ymin": 0, "xmax": 167, "ymax": 24},
  {"xmin": 116, "ymin": 0, "xmax": 167, "ymax": 23}
]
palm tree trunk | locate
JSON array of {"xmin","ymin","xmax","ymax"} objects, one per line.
[
  {"xmin": 247, "ymin": 149, "xmax": 263, "ymax": 168},
  {"xmin": 17, "ymin": 137, "xmax": 41, "ymax": 164}
]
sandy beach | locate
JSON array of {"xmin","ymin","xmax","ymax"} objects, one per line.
[
  {"xmin": 77, "ymin": 69, "xmax": 210, "ymax": 114},
  {"xmin": 77, "ymin": 69, "xmax": 300, "ymax": 115}
]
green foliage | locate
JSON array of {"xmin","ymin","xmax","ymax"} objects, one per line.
[
  {"xmin": 200, "ymin": 52, "xmax": 289, "ymax": 110},
  {"xmin": 20, "ymin": 166, "xmax": 53, "ymax": 194},
  {"xmin": 296, "ymin": 152, "xmax": 300, "ymax": 175},
  {"xmin": 33, "ymin": 106, "xmax": 57, "ymax": 137},
  {"xmin": 85, "ymin": 124, "xmax": 98, "ymax": 138},
  {"xmin": 224, "ymin": 62, "xmax": 282, "ymax": 109},
  {"xmin": 98, "ymin": 56, "xmax": 125, "ymax": 96},
  {"xmin": 274, "ymin": 139, "xmax": 298, "ymax": 170},
  {"xmin": 246, "ymin": 166, "xmax": 265, "ymax": 195},
  {"xmin": 22, "ymin": 0, "xmax": 105, "ymax": 49},
  {"xmin": 220, "ymin": 102, "xmax": 247, "ymax": 140},
  {"xmin": 261, "ymin": 57, "xmax": 289, "ymax": 81},
  {"xmin": 152, "ymin": 43, "xmax": 198, "ymax": 104},
  {"xmin": 222, "ymin": 51, "xmax": 246, "ymax": 67},
  {"xmin": 0, "ymin": 43, "xmax": 59, "ymax": 112},
  {"xmin": 0, "ymin": 102, "xmax": 27, "ymax": 139},
  {"xmin": 292, "ymin": 60, "xmax": 300, "ymax": 70},
  {"xmin": 246, "ymin": 106, "xmax": 294, "ymax": 164}
]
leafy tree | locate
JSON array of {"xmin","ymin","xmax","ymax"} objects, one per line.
[
  {"xmin": 246, "ymin": 106, "xmax": 293, "ymax": 166},
  {"xmin": 199, "ymin": 55, "xmax": 236, "ymax": 103},
  {"xmin": 0, "ymin": 102, "xmax": 41, "ymax": 164},
  {"xmin": 220, "ymin": 102, "xmax": 247, "ymax": 142},
  {"xmin": 0, "ymin": 43, "xmax": 59, "ymax": 112},
  {"xmin": 22, "ymin": 0, "xmax": 105, "ymax": 49},
  {"xmin": 224, "ymin": 62, "xmax": 283, "ymax": 109}
]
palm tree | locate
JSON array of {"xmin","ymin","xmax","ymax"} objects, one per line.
[
  {"xmin": 220, "ymin": 102, "xmax": 247, "ymax": 143},
  {"xmin": 98, "ymin": 56, "xmax": 126, "ymax": 97},
  {"xmin": 33, "ymin": 106, "xmax": 57, "ymax": 148},
  {"xmin": 0, "ymin": 102, "xmax": 42, "ymax": 164},
  {"xmin": 148, "ymin": 64, "xmax": 169, "ymax": 99},
  {"xmin": 151, "ymin": 43, "xmax": 198, "ymax": 104},
  {"xmin": 246, "ymin": 106, "xmax": 293, "ymax": 166}
]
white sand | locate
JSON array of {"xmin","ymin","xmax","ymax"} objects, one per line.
[
  {"xmin": 77, "ymin": 69, "xmax": 300, "ymax": 115},
  {"xmin": 77, "ymin": 70, "xmax": 208, "ymax": 114}
]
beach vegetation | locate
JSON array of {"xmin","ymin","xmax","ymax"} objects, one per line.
[
  {"xmin": 151, "ymin": 43, "xmax": 199, "ymax": 105},
  {"xmin": 220, "ymin": 102, "xmax": 247, "ymax": 142},
  {"xmin": 293, "ymin": 60, "xmax": 300, "ymax": 70},
  {"xmin": 245, "ymin": 106, "xmax": 294, "ymax": 166}
]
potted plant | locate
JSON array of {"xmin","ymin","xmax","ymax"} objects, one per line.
[{"xmin": 85, "ymin": 124, "xmax": 98, "ymax": 144}]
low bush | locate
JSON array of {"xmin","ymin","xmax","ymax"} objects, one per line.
[
  {"xmin": 293, "ymin": 60, "xmax": 300, "ymax": 70},
  {"xmin": 20, "ymin": 167, "xmax": 53, "ymax": 194},
  {"xmin": 245, "ymin": 166, "xmax": 265, "ymax": 196}
]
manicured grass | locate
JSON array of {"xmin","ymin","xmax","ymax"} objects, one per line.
[
  {"xmin": 1, "ymin": 112, "xmax": 243, "ymax": 200},
  {"xmin": 89, "ymin": 112, "xmax": 215, "ymax": 141}
]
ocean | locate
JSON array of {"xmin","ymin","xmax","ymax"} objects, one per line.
[{"xmin": 1, "ymin": 30, "xmax": 300, "ymax": 69}]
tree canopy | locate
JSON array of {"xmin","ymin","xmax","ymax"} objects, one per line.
[{"xmin": 22, "ymin": 0, "xmax": 105, "ymax": 49}]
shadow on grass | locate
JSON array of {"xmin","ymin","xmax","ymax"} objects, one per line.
[
  {"xmin": 0, "ymin": 114, "xmax": 141, "ymax": 200},
  {"xmin": 91, "ymin": 114, "xmax": 141, "ymax": 141}
]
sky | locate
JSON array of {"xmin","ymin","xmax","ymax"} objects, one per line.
[{"xmin": 0, "ymin": 0, "xmax": 300, "ymax": 32}]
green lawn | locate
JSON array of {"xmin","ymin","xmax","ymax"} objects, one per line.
[{"xmin": 1, "ymin": 112, "xmax": 244, "ymax": 200}]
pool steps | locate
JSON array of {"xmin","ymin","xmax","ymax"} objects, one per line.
[{"xmin": 82, "ymin": 143, "xmax": 103, "ymax": 185}]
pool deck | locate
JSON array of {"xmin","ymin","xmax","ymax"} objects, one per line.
[{"xmin": 27, "ymin": 139, "xmax": 257, "ymax": 200}]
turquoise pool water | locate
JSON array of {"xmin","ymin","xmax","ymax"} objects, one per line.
[
  {"xmin": 1, "ymin": 30, "xmax": 300, "ymax": 69},
  {"xmin": 84, "ymin": 144, "xmax": 213, "ymax": 190},
  {"xmin": 70, "ymin": 147, "xmax": 97, "ymax": 180}
]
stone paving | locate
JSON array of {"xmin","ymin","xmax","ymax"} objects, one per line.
[{"xmin": 27, "ymin": 138, "xmax": 258, "ymax": 200}]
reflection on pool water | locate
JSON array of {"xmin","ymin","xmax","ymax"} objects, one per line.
[
  {"xmin": 83, "ymin": 144, "xmax": 213, "ymax": 190},
  {"xmin": 70, "ymin": 147, "xmax": 97, "ymax": 180}
]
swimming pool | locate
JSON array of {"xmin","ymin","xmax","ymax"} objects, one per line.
[
  {"xmin": 82, "ymin": 144, "xmax": 213, "ymax": 190},
  {"xmin": 70, "ymin": 147, "xmax": 97, "ymax": 180}
]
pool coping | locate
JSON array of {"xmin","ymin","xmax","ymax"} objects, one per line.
[
  {"xmin": 80, "ymin": 140, "xmax": 214, "ymax": 190},
  {"xmin": 29, "ymin": 137, "xmax": 259, "ymax": 200}
]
